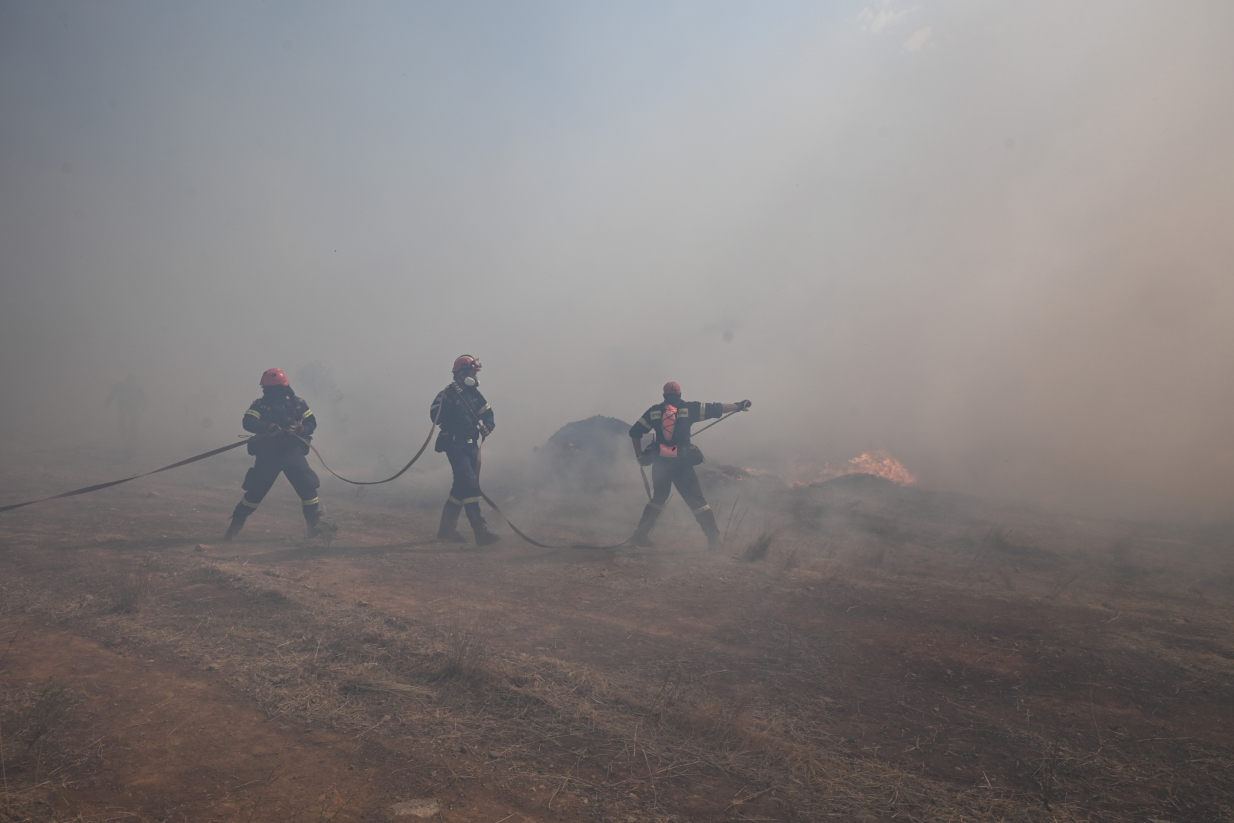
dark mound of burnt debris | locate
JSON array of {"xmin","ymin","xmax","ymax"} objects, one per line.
[
  {"xmin": 534, "ymin": 415, "xmax": 632, "ymax": 490},
  {"xmin": 811, "ymin": 471, "xmax": 901, "ymax": 495},
  {"xmin": 699, "ymin": 464, "xmax": 785, "ymax": 487},
  {"xmin": 783, "ymin": 473, "xmax": 995, "ymax": 541}
]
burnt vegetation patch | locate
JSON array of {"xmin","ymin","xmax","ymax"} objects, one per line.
[{"xmin": 0, "ymin": 679, "xmax": 84, "ymax": 821}]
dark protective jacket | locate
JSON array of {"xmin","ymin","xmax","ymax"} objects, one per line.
[
  {"xmin": 629, "ymin": 399, "xmax": 723, "ymax": 461},
  {"xmin": 430, "ymin": 383, "xmax": 494, "ymax": 451},
  {"xmin": 242, "ymin": 388, "xmax": 316, "ymax": 455}
]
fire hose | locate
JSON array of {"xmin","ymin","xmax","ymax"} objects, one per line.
[
  {"xmin": 301, "ymin": 399, "xmax": 444, "ymax": 485},
  {"xmin": 0, "ymin": 400, "xmax": 448, "ymax": 514},
  {"xmin": 0, "ymin": 437, "xmax": 258, "ymax": 514}
]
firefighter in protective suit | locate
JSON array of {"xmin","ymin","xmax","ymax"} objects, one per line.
[
  {"xmin": 628, "ymin": 382, "xmax": 751, "ymax": 550},
  {"xmin": 223, "ymin": 368, "xmax": 327, "ymax": 540},
  {"xmin": 432, "ymin": 355, "xmax": 499, "ymax": 546}
]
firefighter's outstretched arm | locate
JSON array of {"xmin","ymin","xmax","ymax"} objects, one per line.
[{"xmin": 720, "ymin": 400, "xmax": 753, "ymax": 414}]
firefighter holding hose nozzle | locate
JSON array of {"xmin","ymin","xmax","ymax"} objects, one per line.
[
  {"xmin": 223, "ymin": 368, "xmax": 328, "ymax": 541},
  {"xmin": 432, "ymin": 355, "xmax": 500, "ymax": 546},
  {"xmin": 628, "ymin": 382, "xmax": 751, "ymax": 550}
]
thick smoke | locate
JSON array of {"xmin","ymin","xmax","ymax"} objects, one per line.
[{"xmin": 1, "ymin": 1, "xmax": 1232, "ymax": 520}]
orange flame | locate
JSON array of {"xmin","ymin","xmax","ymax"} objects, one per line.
[{"xmin": 787, "ymin": 450, "xmax": 917, "ymax": 487}]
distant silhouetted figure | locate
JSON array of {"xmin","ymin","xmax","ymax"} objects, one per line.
[{"xmin": 105, "ymin": 375, "xmax": 148, "ymax": 455}]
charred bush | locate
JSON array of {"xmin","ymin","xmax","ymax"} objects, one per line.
[{"xmin": 0, "ymin": 679, "xmax": 79, "ymax": 770}]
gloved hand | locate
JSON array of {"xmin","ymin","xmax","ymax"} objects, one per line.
[
  {"xmin": 288, "ymin": 422, "xmax": 304, "ymax": 435},
  {"xmin": 265, "ymin": 423, "xmax": 283, "ymax": 435},
  {"xmin": 480, "ymin": 424, "xmax": 492, "ymax": 437},
  {"xmin": 738, "ymin": 399, "xmax": 753, "ymax": 411}
]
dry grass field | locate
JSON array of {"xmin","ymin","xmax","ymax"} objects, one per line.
[{"xmin": 1, "ymin": 444, "xmax": 1232, "ymax": 822}]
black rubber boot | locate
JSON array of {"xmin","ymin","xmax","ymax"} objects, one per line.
[
  {"xmin": 437, "ymin": 501, "xmax": 468, "ymax": 543},
  {"xmin": 223, "ymin": 501, "xmax": 253, "ymax": 541},
  {"xmin": 465, "ymin": 502, "xmax": 500, "ymax": 547},
  {"xmin": 630, "ymin": 503, "xmax": 662, "ymax": 547},
  {"xmin": 695, "ymin": 507, "xmax": 721, "ymax": 551}
]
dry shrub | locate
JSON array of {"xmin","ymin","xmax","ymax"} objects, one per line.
[
  {"xmin": 436, "ymin": 610, "xmax": 493, "ymax": 682},
  {"xmin": 741, "ymin": 528, "xmax": 779, "ymax": 563},
  {"xmin": 779, "ymin": 547, "xmax": 801, "ymax": 573},
  {"xmin": 1, "ymin": 679, "xmax": 80, "ymax": 778},
  {"xmin": 1, "ymin": 681, "xmax": 77, "ymax": 758},
  {"xmin": 110, "ymin": 569, "xmax": 151, "ymax": 614},
  {"xmin": 0, "ymin": 680, "xmax": 84, "ymax": 823},
  {"xmin": 186, "ymin": 565, "xmax": 240, "ymax": 586}
]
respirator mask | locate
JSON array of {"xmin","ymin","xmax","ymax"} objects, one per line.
[{"xmin": 463, "ymin": 375, "xmax": 478, "ymax": 387}]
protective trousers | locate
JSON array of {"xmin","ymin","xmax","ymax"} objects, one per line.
[
  {"xmin": 226, "ymin": 448, "xmax": 321, "ymax": 538},
  {"xmin": 439, "ymin": 440, "xmax": 498, "ymax": 545},
  {"xmin": 633, "ymin": 458, "xmax": 720, "ymax": 547}
]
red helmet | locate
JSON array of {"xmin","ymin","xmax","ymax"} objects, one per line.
[
  {"xmin": 260, "ymin": 368, "xmax": 290, "ymax": 387},
  {"xmin": 663, "ymin": 381, "xmax": 682, "ymax": 395},
  {"xmin": 453, "ymin": 355, "xmax": 482, "ymax": 374}
]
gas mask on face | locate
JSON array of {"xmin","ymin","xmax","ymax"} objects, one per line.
[{"xmin": 463, "ymin": 375, "xmax": 478, "ymax": 387}]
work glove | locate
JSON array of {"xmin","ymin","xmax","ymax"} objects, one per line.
[
  {"xmin": 738, "ymin": 400, "xmax": 753, "ymax": 411},
  {"xmin": 265, "ymin": 423, "xmax": 283, "ymax": 435}
]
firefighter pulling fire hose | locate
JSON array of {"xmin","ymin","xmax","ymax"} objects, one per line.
[
  {"xmin": 223, "ymin": 368, "xmax": 331, "ymax": 541},
  {"xmin": 426, "ymin": 356, "xmax": 619, "ymax": 551},
  {"xmin": 627, "ymin": 382, "xmax": 752, "ymax": 551},
  {"xmin": 431, "ymin": 356, "xmax": 501, "ymax": 546}
]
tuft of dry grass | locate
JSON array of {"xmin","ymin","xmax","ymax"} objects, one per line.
[
  {"xmin": 741, "ymin": 528, "xmax": 779, "ymax": 563},
  {"xmin": 110, "ymin": 570, "xmax": 151, "ymax": 614},
  {"xmin": 435, "ymin": 610, "xmax": 493, "ymax": 683}
]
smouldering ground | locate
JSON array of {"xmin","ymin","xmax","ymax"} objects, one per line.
[{"xmin": 1, "ymin": 446, "xmax": 1233, "ymax": 822}]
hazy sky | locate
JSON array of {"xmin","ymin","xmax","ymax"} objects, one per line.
[{"xmin": 2, "ymin": 1, "xmax": 1232, "ymax": 519}]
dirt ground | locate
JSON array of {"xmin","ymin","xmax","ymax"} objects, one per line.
[{"xmin": 1, "ymin": 444, "xmax": 1233, "ymax": 822}]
